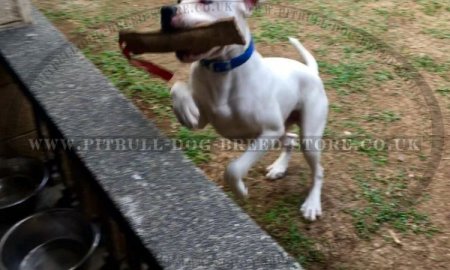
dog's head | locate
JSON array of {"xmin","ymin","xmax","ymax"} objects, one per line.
[{"xmin": 161, "ymin": 0, "xmax": 262, "ymax": 63}]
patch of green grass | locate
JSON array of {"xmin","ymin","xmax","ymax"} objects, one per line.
[
  {"xmin": 349, "ymin": 172, "xmax": 438, "ymax": 239},
  {"xmin": 318, "ymin": 61, "xmax": 369, "ymax": 95},
  {"xmin": 323, "ymin": 127, "xmax": 337, "ymax": 138},
  {"xmin": 252, "ymin": 4, "xmax": 267, "ymax": 17},
  {"xmin": 422, "ymin": 28, "xmax": 450, "ymax": 39},
  {"xmin": 83, "ymin": 50, "xmax": 179, "ymax": 122},
  {"xmin": 374, "ymin": 70, "xmax": 394, "ymax": 82},
  {"xmin": 374, "ymin": 8, "xmax": 389, "ymax": 17},
  {"xmin": 324, "ymin": 36, "xmax": 341, "ymax": 46},
  {"xmin": 176, "ymin": 127, "xmax": 217, "ymax": 164},
  {"xmin": 261, "ymin": 197, "xmax": 326, "ymax": 266},
  {"xmin": 42, "ymin": 7, "xmax": 92, "ymax": 26},
  {"xmin": 412, "ymin": 55, "xmax": 450, "ymax": 74},
  {"xmin": 330, "ymin": 103, "xmax": 344, "ymax": 113},
  {"xmin": 85, "ymin": 50, "xmax": 146, "ymax": 90},
  {"xmin": 436, "ymin": 87, "xmax": 450, "ymax": 96},
  {"xmin": 254, "ymin": 20, "xmax": 297, "ymax": 43},
  {"xmin": 85, "ymin": 50, "xmax": 169, "ymax": 98},
  {"xmin": 263, "ymin": 203, "xmax": 292, "ymax": 224},
  {"xmin": 343, "ymin": 46, "xmax": 367, "ymax": 55},
  {"xmin": 367, "ymin": 18, "xmax": 389, "ymax": 32},
  {"xmin": 419, "ymin": 153, "xmax": 428, "ymax": 161},
  {"xmin": 91, "ymin": 14, "xmax": 117, "ymax": 26},
  {"xmin": 72, "ymin": 26, "xmax": 88, "ymax": 35},
  {"xmin": 42, "ymin": 10, "xmax": 73, "ymax": 21},
  {"xmin": 288, "ymin": 224, "xmax": 326, "ymax": 265},
  {"xmin": 417, "ymin": 0, "xmax": 445, "ymax": 16},
  {"xmin": 313, "ymin": 47, "xmax": 329, "ymax": 57},
  {"xmin": 355, "ymin": 140, "xmax": 389, "ymax": 166},
  {"xmin": 363, "ymin": 110, "xmax": 401, "ymax": 123},
  {"xmin": 340, "ymin": 124, "xmax": 388, "ymax": 165},
  {"xmin": 42, "ymin": 4, "xmax": 129, "ymax": 28}
]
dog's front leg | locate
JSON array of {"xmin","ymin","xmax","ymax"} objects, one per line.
[
  {"xmin": 170, "ymin": 81, "xmax": 206, "ymax": 129},
  {"xmin": 225, "ymin": 129, "xmax": 284, "ymax": 199}
]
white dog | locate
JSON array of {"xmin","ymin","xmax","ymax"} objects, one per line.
[{"xmin": 166, "ymin": 0, "xmax": 329, "ymax": 221}]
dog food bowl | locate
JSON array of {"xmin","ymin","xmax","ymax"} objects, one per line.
[
  {"xmin": 0, "ymin": 209, "xmax": 100, "ymax": 270},
  {"xmin": 0, "ymin": 157, "xmax": 49, "ymax": 220}
]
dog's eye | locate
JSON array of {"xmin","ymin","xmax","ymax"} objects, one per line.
[{"xmin": 199, "ymin": 0, "xmax": 213, "ymax": 4}]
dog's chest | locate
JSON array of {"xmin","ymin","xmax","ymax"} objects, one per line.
[{"xmin": 200, "ymin": 97, "xmax": 263, "ymax": 139}]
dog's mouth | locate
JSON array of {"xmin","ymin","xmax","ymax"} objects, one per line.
[
  {"xmin": 175, "ymin": 50, "xmax": 208, "ymax": 63},
  {"xmin": 176, "ymin": 46, "xmax": 224, "ymax": 63},
  {"xmin": 172, "ymin": 22, "xmax": 226, "ymax": 63}
]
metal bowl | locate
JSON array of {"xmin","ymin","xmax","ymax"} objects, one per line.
[
  {"xmin": 0, "ymin": 157, "xmax": 49, "ymax": 219},
  {"xmin": 0, "ymin": 209, "xmax": 100, "ymax": 270}
]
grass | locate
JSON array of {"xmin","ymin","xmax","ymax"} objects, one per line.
[
  {"xmin": 42, "ymin": 8, "xmax": 91, "ymax": 26},
  {"xmin": 341, "ymin": 123, "xmax": 388, "ymax": 165},
  {"xmin": 354, "ymin": 138, "xmax": 389, "ymax": 166},
  {"xmin": 254, "ymin": 20, "xmax": 297, "ymax": 43},
  {"xmin": 349, "ymin": 172, "xmax": 438, "ymax": 239},
  {"xmin": 330, "ymin": 103, "xmax": 344, "ymax": 113},
  {"xmin": 260, "ymin": 196, "xmax": 326, "ymax": 266},
  {"xmin": 42, "ymin": 10, "xmax": 73, "ymax": 21},
  {"xmin": 85, "ymin": 50, "xmax": 170, "ymax": 101},
  {"xmin": 412, "ymin": 55, "xmax": 450, "ymax": 79},
  {"xmin": 422, "ymin": 28, "xmax": 450, "ymax": 39},
  {"xmin": 436, "ymin": 87, "xmax": 450, "ymax": 96},
  {"xmin": 176, "ymin": 127, "xmax": 217, "ymax": 164},
  {"xmin": 416, "ymin": 0, "xmax": 446, "ymax": 16},
  {"xmin": 374, "ymin": 70, "xmax": 394, "ymax": 82},
  {"xmin": 363, "ymin": 110, "xmax": 401, "ymax": 123},
  {"xmin": 318, "ymin": 61, "xmax": 369, "ymax": 95},
  {"xmin": 252, "ymin": 4, "xmax": 267, "ymax": 18}
]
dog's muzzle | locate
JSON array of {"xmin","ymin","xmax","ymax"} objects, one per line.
[{"xmin": 161, "ymin": 6, "xmax": 178, "ymax": 32}]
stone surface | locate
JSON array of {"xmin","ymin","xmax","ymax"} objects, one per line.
[{"xmin": 0, "ymin": 8, "xmax": 302, "ymax": 270}]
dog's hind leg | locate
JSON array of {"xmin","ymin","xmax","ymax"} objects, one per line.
[
  {"xmin": 299, "ymin": 87, "xmax": 328, "ymax": 221},
  {"xmin": 266, "ymin": 132, "xmax": 298, "ymax": 180},
  {"xmin": 225, "ymin": 128, "xmax": 285, "ymax": 199}
]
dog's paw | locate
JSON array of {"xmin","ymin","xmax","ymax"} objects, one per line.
[
  {"xmin": 171, "ymin": 81, "xmax": 200, "ymax": 129},
  {"xmin": 265, "ymin": 162, "xmax": 287, "ymax": 180},
  {"xmin": 225, "ymin": 162, "xmax": 248, "ymax": 200},
  {"xmin": 300, "ymin": 195, "xmax": 322, "ymax": 221}
]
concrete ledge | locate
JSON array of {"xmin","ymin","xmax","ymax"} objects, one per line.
[{"xmin": 0, "ymin": 7, "xmax": 301, "ymax": 270}]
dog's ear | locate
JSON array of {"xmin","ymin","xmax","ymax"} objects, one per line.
[
  {"xmin": 244, "ymin": 0, "xmax": 259, "ymax": 9},
  {"xmin": 243, "ymin": 0, "xmax": 264, "ymax": 16}
]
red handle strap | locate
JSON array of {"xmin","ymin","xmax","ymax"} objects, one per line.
[{"xmin": 119, "ymin": 41, "xmax": 174, "ymax": 82}]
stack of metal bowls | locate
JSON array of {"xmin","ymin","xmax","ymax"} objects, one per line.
[
  {"xmin": 0, "ymin": 158, "xmax": 101, "ymax": 270},
  {"xmin": 0, "ymin": 157, "xmax": 49, "ymax": 221},
  {"xmin": 0, "ymin": 209, "xmax": 100, "ymax": 270}
]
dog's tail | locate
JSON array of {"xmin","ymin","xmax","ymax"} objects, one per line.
[{"xmin": 288, "ymin": 37, "xmax": 319, "ymax": 76}]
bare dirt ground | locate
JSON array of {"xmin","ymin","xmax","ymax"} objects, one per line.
[{"xmin": 34, "ymin": 0, "xmax": 449, "ymax": 269}]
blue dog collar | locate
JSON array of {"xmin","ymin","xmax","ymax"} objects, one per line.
[{"xmin": 200, "ymin": 39, "xmax": 255, "ymax": 73}]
